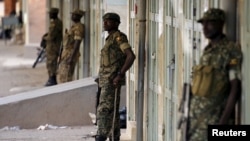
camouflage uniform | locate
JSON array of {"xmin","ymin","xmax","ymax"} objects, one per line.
[
  {"xmin": 97, "ymin": 13, "xmax": 130, "ymax": 141},
  {"xmin": 58, "ymin": 10, "xmax": 85, "ymax": 83},
  {"xmin": 45, "ymin": 8, "xmax": 62, "ymax": 86},
  {"xmin": 187, "ymin": 9, "xmax": 243, "ymax": 141}
]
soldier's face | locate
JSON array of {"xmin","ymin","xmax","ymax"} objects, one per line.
[
  {"xmin": 49, "ymin": 13, "xmax": 57, "ymax": 19},
  {"xmin": 103, "ymin": 19, "xmax": 117, "ymax": 31},
  {"xmin": 71, "ymin": 14, "xmax": 80, "ymax": 22},
  {"xmin": 201, "ymin": 20, "xmax": 223, "ymax": 39}
]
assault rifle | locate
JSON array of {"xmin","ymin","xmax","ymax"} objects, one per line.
[
  {"xmin": 32, "ymin": 33, "xmax": 47, "ymax": 68},
  {"xmin": 94, "ymin": 77, "xmax": 101, "ymax": 125},
  {"xmin": 177, "ymin": 83, "xmax": 191, "ymax": 141},
  {"xmin": 57, "ymin": 41, "xmax": 63, "ymax": 69}
]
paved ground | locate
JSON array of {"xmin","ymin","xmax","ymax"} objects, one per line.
[
  {"xmin": 0, "ymin": 40, "xmax": 47, "ymax": 97},
  {"xmin": 0, "ymin": 40, "xmax": 98, "ymax": 141},
  {"xmin": 0, "ymin": 126, "xmax": 96, "ymax": 141}
]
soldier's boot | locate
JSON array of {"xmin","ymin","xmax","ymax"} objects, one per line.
[
  {"xmin": 45, "ymin": 75, "xmax": 57, "ymax": 86},
  {"xmin": 95, "ymin": 135, "xmax": 107, "ymax": 141},
  {"xmin": 108, "ymin": 136, "xmax": 120, "ymax": 141}
]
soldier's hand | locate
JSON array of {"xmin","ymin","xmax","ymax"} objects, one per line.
[
  {"xmin": 94, "ymin": 78, "xmax": 99, "ymax": 84},
  {"xmin": 112, "ymin": 75, "xmax": 122, "ymax": 87}
]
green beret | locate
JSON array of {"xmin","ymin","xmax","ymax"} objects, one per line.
[
  {"xmin": 103, "ymin": 12, "xmax": 121, "ymax": 23},
  {"xmin": 71, "ymin": 9, "xmax": 85, "ymax": 17},
  {"xmin": 198, "ymin": 8, "xmax": 225, "ymax": 23},
  {"xmin": 49, "ymin": 8, "xmax": 59, "ymax": 14}
]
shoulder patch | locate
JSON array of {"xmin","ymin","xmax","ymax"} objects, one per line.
[
  {"xmin": 229, "ymin": 59, "xmax": 237, "ymax": 65},
  {"xmin": 115, "ymin": 34, "xmax": 128, "ymax": 44},
  {"xmin": 116, "ymin": 36, "xmax": 122, "ymax": 42}
]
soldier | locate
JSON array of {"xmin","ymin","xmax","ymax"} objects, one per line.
[
  {"xmin": 44, "ymin": 8, "xmax": 63, "ymax": 86},
  {"xmin": 187, "ymin": 8, "xmax": 242, "ymax": 141},
  {"xmin": 58, "ymin": 9, "xmax": 85, "ymax": 83},
  {"xmin": 95, "ymin": 12, "xmax": 136, "ymax": 141}
]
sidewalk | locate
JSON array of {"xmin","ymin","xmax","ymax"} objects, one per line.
[
  {"xmin": 0, "ymin": 125, "xmax": 96, "ymax": 141},
  {"xmin": 0, "ymin": 40, "xmax": 47, "ymax": 97},
  {"xmin": 0, "ymin": 40, "xmax": 97, "ymax": 141}
]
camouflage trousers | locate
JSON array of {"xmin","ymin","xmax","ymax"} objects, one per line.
[
  {"xmin": 187, "ymin": 95, "xmax": 234, "ymax": 141},
  {"xmin": 57, "ymin": 60, "xmax": 77, "ymax": 83},
  {"xmin": 96, "ymin": 84, "xmax": 121, "ymax": 140},
  {"xmin": 46, "ymin": 54, "xmax": 58, "ymax": 77}
]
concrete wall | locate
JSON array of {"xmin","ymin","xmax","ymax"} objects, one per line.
[{"xmin": 0, "ymin": 77, "xmax": 126, "ymax": 129}]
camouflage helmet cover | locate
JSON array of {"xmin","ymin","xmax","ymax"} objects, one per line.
[
  {"xmin": 198, "ymin": 8, "xmax": 225, "ymax": 23},
  {"xmin": 49, "ymin": 7, "xmax": 59, "ymax": 14},
  {"xmin": 71, "ymin": 9, "xmax": 85, "ymax": 17},
  {"xmin": 103, "ymin": 12, "xmax": 121, "ymax": 23}
]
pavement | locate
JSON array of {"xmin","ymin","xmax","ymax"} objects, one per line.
[
  {"xmin": 0, "ymin": 40, "xmax": 47, "ymax": 97},
  {"xmin": 0, "ymin": 126, "xmax": 97, "ymax": 141},
  {"xmin": 0, "ymin": 40, "xmax": 98, "ymax": 141}
]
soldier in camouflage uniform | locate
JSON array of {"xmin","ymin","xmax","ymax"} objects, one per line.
[
  {"xmin": 187, "ymin": 8, "xmax": 242, "ymax": 141},
  {"xmin": 95, "ymin": 13, "xmax": 136, "ymax": 141},
  {"xmin": 44, "ymin": 8, "xmax": 63, "ymax": 86},
  {"xmin": 58, "ymin": 9, "xmax": 85, "ymax": 83}
]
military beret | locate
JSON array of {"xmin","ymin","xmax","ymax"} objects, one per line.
[
  {"xmin": 49, "ymin": 8, "xmax": 59, "ymax": 14},
  {"xmin": 198, "ymin": 8, "xmax": 225, "ymax": 23},
  {"xmin": 71, "ymin": 9, "xmax": 85, "ymax": 17},
  {"xmin": 103, "ymin": 12, "xmax": 121, "ymax": 23}
]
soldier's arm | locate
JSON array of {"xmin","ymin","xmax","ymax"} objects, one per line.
[
  {"xmin": 112, "ymin": 34, "xmax": 135, "ymax": 86},
  {"xmin": 219, "ymin": 44, "xmax": 242, "ymax": 124},
  {"xmin": 119, "ymin": 48, "xmax": 136, "ymax": 76},
  {"xmin": 118, "ymin": 34, "xmax": 136, "ymax": 75},
  {"xmin": 219, "ymin": 79, "xmax": 241, "ymax": 124},
  {"xmin": 68, "ymin": 25, "xmax": 84, "ymax": 64},
  {"xmin": 68, "ymin": 40, "xmax": 81, "ymax": 63}
]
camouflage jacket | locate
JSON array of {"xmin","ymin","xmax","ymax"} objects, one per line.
[
  {"xmin": 98, "ymin": 30, "xmax": 131, "ymax": 87},
  {"xmin": 61, "ymin": 22, "xmax": 84, "ymax": 61},
  {"xmin": 45, "ymin": 18, "xmax": 63, "ymax": 54}
]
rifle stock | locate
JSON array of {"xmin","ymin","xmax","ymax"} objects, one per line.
[
  {"xmin": 178, "ymin": 82, "xmax": 191, "ymax": 141},
  {"xmin": 32, "ymin": 33, "xmax": 47, "ymax": 68}
]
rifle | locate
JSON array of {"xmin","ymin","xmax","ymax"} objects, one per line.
[
  {"xmin": 32, "ymin": 47, "xmax": 46, "ymax": 68},
  {"xmin": 32, "ymin": 33, "xmax": 47, "ymax": 68},
  {"xmin": 177, "ymin": 82, "xmax": 191, "ymax": 141},
  {"xmin": 94, "ymin": 77, "xmax": 101, "ymax": 125},
  {"xmin": 57, "ymin": 41, "xmax": 63, "ymax": 69}
]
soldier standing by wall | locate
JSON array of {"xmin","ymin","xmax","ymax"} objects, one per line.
[
  {"xmin": 95, "ymin": 12, "xmax": 135, "ymax": 141},
  {"xmin": 187, "ymin": 8, "xmax": 242, "ymax": 141},
  {"xmin": 44, "ymin": 8, "xmax": 63, "ymax": 86},
  {"xmin": 58, "ymin": 9, "xmax": 85, "ymax": 83}
]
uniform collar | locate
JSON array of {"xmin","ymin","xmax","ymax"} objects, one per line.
[
  {"xmin": 204, "ymin": 34, "xmax": 228, "ymax": 50},
  {"xmin": 106, "ymin": 30, "xmax": 119, "ymax": 40}
]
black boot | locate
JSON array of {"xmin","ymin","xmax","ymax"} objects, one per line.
[
  {"xmin": 95, "ymin": 135, "xmax": 107, "ymax": 141},
  {"xmin": 45, "ymin": 75, "xmax": 57, "ymax": 86},
  {"xmin": 108, "ymin": 136, "xmax": 120, "ymax": 141}
]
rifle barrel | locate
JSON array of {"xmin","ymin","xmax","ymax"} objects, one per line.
[{"xmin": 32, "ymin": 48, "xmax": 45, "ymax": 68}]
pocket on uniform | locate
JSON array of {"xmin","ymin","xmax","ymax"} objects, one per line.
[
  {"xmin": 191, "ymin": 65, "xmax": 214, "ymax": 97},
  {"xmin": 191, "ymin": 65, "xmax": 229, "ymax": 97},
  {"xmin": 101, "ymin": 47, "xmax": 110, "ymax": 67}
]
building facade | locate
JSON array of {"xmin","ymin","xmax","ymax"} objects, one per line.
[{"xmin": 21, "ymin": 0, "xmax": 250, "ymax": 140}]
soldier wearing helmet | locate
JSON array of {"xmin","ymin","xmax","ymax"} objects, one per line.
[
  {"xmin": 58, "ymin": 9, "xmax": 85, "ymax": 83},
  {"xmin": 186, "ymin": 8, "xmax": 242, "ymax": 141},
  {"xmin": 95, "ymin": 12, "xmax": 136, "ymax": 141},
  {"xmin": 43, "ymin": 7, "xmax": 63, "ymax": 86}
]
